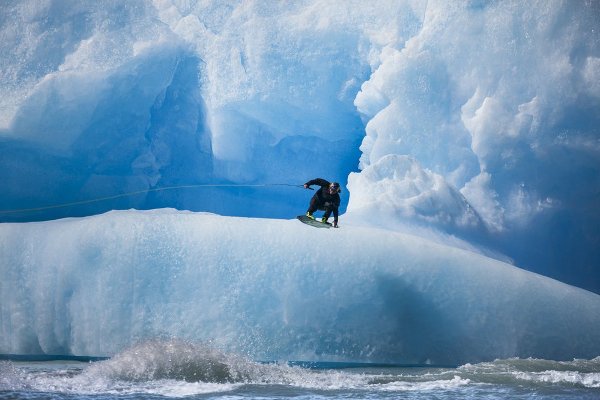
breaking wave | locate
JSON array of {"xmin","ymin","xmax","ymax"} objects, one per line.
[{"xmin": 1, "ymin": 340, "xmax": 598, "ymax": 399}]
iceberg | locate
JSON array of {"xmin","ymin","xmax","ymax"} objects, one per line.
[
  {"xmin": 1, "ymin": 0, "xmax": 599, "ymax": 367},
  {"xmin": 1, "ymin": 0, "xmax": 598, "ymax": 293},
  {"xmin": 1, "ymin": 210, "xmax": 598, "ymax": 365}
]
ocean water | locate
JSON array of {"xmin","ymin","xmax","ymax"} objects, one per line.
[{"xmin": 1, "ymin": 342, "xmax": 598, "ymax": 400}]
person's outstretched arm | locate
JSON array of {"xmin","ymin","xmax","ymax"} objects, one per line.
[{"xmin": 304, "ymin": 178, "xmax": 330, "ymax": 189}]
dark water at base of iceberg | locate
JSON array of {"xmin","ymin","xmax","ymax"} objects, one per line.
[{"xmin": 1, "ymin": 342, "xmax": 598, "ymax": 400}]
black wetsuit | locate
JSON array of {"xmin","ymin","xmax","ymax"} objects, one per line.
[{"xmin": 305, "ymin": 178, "xmax": 340, "ymax": 225}]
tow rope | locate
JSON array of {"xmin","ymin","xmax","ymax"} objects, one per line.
[{"xmin": 0, "ymin": 183, "xmax": 309, "ymax": 215}]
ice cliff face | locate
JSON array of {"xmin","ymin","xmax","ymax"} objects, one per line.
[
  {"xmin": 0, "ymin": 1, "xmax": 599, "ymax": 292},
  {"xmin": 1, "ymin": 210, "xmax": 599, "ymax": 364}
]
